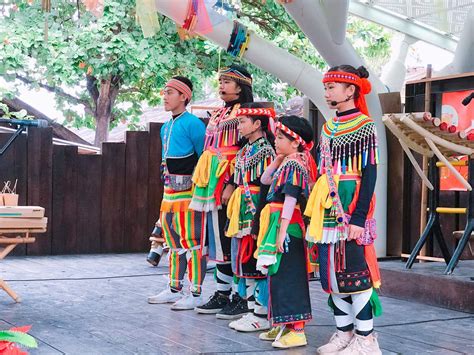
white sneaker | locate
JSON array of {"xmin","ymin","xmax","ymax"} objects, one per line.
[
  {"xmin": 148, "ymin": 288, "xmax": 183, "ymax": 304},
  {"xmin": 228, "ymin": 314, "xmax": 249, "ymax": 329},
  {"xmin": 171, "ymin": 294, "xmax": 204, "ymax": 311},
  {"xmin": 338, "ymin": 333, "xmax": 382, "ymax": 355},
  {"xmin": 231, "ymin": 313, "xmax": 270, "ymax": 332},
  {"xmin": 317, "ymin": 331, "xmax": 353, "ymax": 354}
]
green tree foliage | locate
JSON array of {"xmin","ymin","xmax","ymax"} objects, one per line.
[{"xmin": 0, "ymin": 0, "xmax": 391, "ymax": 145}]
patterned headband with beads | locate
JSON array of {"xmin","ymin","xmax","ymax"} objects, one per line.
[
  {"xmin": 276, "ymin": 121, "xmax": 314, "ymax": 151},
  {"xmin": 164, "ymin": 78, "xmax": 192, "ymax": 102},
  {"xmin": 237, "ymin": 107, "xmax": 276, "ymax": 135},
  {"xmin": 236, "ymin": 108, "xmax": 275, "ymax": 118},
  {"xmin": 219, "ymin": 67, "xmax": 253, "ymax": 87}
]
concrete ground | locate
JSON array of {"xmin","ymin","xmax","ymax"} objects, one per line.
[{"xmin": 0, "ymin": 253, "xmax": 472, "ymax": 354}]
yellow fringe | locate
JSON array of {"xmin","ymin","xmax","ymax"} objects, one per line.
[
  {"xmin": 225, "ymin": 187, "xmax": 242, "ymax": 237},
  {"xmin": 254, "ymin": 204, "xmax": 271, "ymax": 259},
  {"xmin": 216, "ymin": 159, "xmax": 229, "ymax": 178},
  {"xmin": 192, "ymin": 150, "xmax": 212, "ymax": 187},
  {"xmin": 304, "ymin": 174, "xmax": 339, "ymax": 242},
  {"xmin": 229, "ymin": 157, "xmax": 236, "ymax": 177}
]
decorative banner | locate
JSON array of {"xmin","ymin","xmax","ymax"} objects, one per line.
[
  {"xmin": 177, "ymin": 0, "xmax": 213, "ymax": 40},
  {"xmin": 226, "ymin": 20, "xmax": 250, "ymax": 58},
  {"xmin": 440, "ymin": 156, "xmax": 468, "ymax": 191},
  {"xmin": 83, "ymin": 0, "xmax": 104, "ymax": 18},
  {"xmin": 441, "ymin": 90, "xmax": 474, "ymax": 134},
  {"xmin": 439, "ymin": 90, "xmax": 474, "ymax": 191},
  {"xmin": 136, "ymin": 0, "xmax": 160, "ymax": 38}
]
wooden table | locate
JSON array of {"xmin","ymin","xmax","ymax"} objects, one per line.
[{"xmin": 0, "ymin": 228, "xmax": 45, "ymax": 302}]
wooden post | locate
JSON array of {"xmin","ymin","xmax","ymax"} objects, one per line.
[
  {"xmin": 124, "ymin": 131, "xmax": 150, "ymax": 252},
  {"xmin": 26, "ymin": 127, "xmax": 53, "ymax": 255},
  {"xmin": 420, "ymin": 64, "xmax": 432, "ymax": 257},
  {"xmin": 100, "ymin": 142, "xmax": 126, "ymax": 253}
]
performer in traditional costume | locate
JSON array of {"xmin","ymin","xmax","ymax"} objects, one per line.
[
  {"xmin": 225, "ymin": 103, "xmax": 276, "ymax": 332},
  {"xmin": 256, "ymin": 115, "xmax": 316, "ymax": 349},
  {"xmin": 147, "ymin": 76, "xmax": 207, "ymax": 310},
  {"xmin": 305, "ymin": 65, "xmax": 382, "ymax": 354},
  {"xmin": 193, "ymin": 64, "xmax": 255, "ymax": 319}
]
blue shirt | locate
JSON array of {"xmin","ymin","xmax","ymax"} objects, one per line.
[{"xmin": 161, "ymin": 111, "xmax": 205, "ymax": 160}]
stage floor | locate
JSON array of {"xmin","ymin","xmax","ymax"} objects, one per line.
[
  {"xmin": 378, "ymin": 259, "xmax": 474, "ymax": 313},
  {"xmin": 0, "ymin": 254, "xmax": 472, "ymax": 354}
]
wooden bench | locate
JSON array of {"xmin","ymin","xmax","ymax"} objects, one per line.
[{"xmin": 0, "ymin": 228, "xmax": 46, "ymax": 302}]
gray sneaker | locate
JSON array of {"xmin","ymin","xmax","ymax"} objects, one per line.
[
  {"xmin": 317, "ymin": 331, "xmax": 353, "ymax": 354},
  {"xmin": 338, "ymin": 333, "xmax": 382, "ymax": 355}
]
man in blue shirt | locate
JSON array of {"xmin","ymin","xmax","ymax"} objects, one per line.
[{"xmin": 147, "ymin": 76, "xmax": 207, "ymax": 310}]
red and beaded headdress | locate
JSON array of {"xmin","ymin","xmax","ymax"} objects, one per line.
[
  {"xmin": 322, "ymin": 71, "xmax": 372, "ymax": 116},
  {"xmin": 237, "ymin": 107, "xmax": 276, "ymax": 135},
  {"xmin": 275, "ymin": 120, "xmax": 317, "ymax": 182},
  {"xmin": 236, "ymin": 107, "xmax": 275, "ymax": 118},
  {"xmin": 164, "ymin": 78, "xmax": 192, "ymax": 102},
  {"xmin": 275, "ymin": 121, "xmax": 314, "ymax": 151}
]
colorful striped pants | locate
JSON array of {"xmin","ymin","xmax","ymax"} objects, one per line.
[{"xmin": 161, "ymin": 210, "xmax": 206, "ymax": 295}]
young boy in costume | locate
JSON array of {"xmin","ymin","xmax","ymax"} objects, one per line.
[{"xmin": 147, "ymin": 76, "xmax": 207, "ymax": 310}]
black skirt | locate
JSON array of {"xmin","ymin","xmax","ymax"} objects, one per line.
[{"xmin": 269, "ymin": 235, "xmax": 312, "ymax": 325}]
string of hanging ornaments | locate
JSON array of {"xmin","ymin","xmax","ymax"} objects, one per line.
[
  {"xmin": 177, "ymin": 0, "xmax": 213, "ymax": 41},
  {"xmin": 226, "ymin": 20, "xmax": 250, "ymax": 59},
  {"xmin": 136, "ymin": 0, "xmax": 160, "ymax": 38}
]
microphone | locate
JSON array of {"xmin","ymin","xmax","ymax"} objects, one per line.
[
  {"xmin": 0, "ymin": 118, "xmax": 48, "ymax": 128},
  {"xmin": 462, "ymin": 92, "xmax": 474, "ymax": 106},
  {"xmin": 220, "ymin": 91, "xmax": 240, "ymax": 96},
  {"xmin": 330, "ymin": 96, "xmax": 353, "ymax": 107}
]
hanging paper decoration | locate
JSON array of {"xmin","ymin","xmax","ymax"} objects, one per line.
[
  {"xmin": 213, "ymin": 0, "xmax": 238, "ymax": 13},
  {"xmin": 83, "ymin": 0, "xmax": 104, "ymax": 18},
  {"xmin": 136, "ymin": 0, "xmax": 160, "ymax": 38},
  {"xmin": 177, "ymin": 0, "xmax": 213, "ymax": 40},
  {"xmin": 227, "ymin": 21, "xmax": 250, "ymax": 59}
]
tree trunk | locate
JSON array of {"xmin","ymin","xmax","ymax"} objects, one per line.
[
  {"xmin": 92, "ymin": 76, "xmax": 120, "ymax": 147},
  {"xmin": 94, "ymin": 110, "xmax": 110, "ymax": 147}
]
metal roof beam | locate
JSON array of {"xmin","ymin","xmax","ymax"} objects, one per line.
[{"xmin": 349, "ymin": 1, "xmax": 458, "ymax": 52}]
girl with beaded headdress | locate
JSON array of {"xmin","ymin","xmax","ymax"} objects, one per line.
[
  {"xmin": 305, "ymin": 65, "xmax": 382, "ymax": 355},
  {"xmin": 192, "ymin": 64, "xmax": 255, "ymax": 317},
  {"xmin": 224, "ymin": 102, "xmax": 276, "ymax": 332},
  {"xmin": 255, "ymin": 115, "xmax": 317, "ymax": 349}
]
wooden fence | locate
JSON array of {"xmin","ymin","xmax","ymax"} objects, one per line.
[{"xmin": 0, "ymin": 123, "xmax": 164, "ymax": 256}]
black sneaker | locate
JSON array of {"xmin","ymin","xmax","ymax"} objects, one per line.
[
  {"xmin": 216, "ymin": 293, "xmax": 251, "ymax": 320},
  {"xmin": 195, "ymin": 291, "xmax": 229, "ymax": 314}
]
